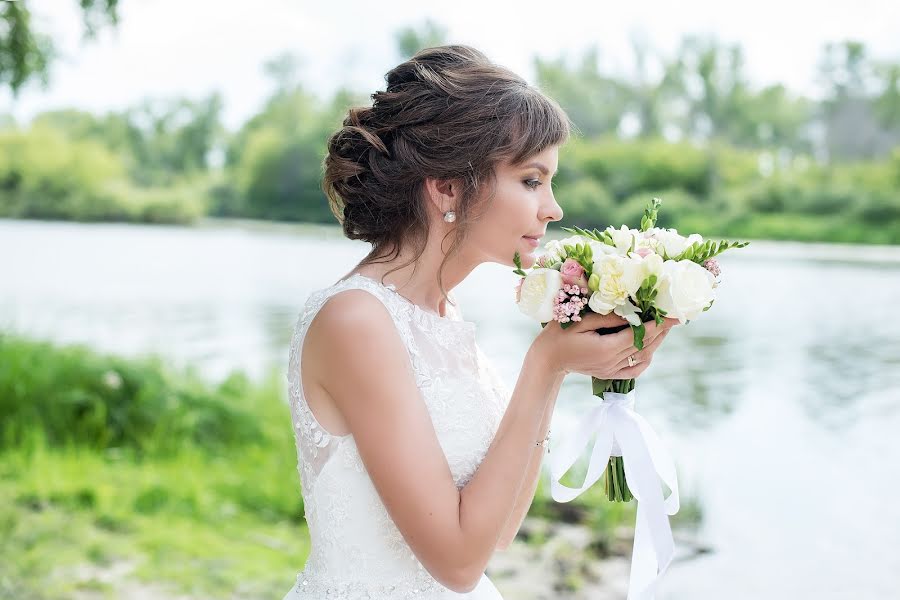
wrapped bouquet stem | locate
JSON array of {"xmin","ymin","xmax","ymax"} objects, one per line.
[
  {"xmin": 513, "ymin": 197, "xmax": 748, "ymax": 599},
  {"xmin": 593, "ymin": 375, "xmax": 635, "ymax": 502}
]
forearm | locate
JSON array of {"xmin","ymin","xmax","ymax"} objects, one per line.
[
  {"xmin": 456, "ymin": 346, "xmax": 560, "ymax": 581},
  {"xmin": 496, "ymin": 370, "xmax": 563, "ymax": 549}
]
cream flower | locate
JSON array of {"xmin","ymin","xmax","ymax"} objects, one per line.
[
  {"xmin": 605, "ymin": 225, "xmax": 643, "ymax": 256},
  {"xmin": 646, "ymin": 227, "xmax": 704, "ymax": 259},
  {"xmin": 622, "ymin": 251, "xmax": 664, "ymax": 297},
  {"xmin": 587, "ymin": 254, "xmax": 643, "ymax": 326},
  {"xmin": 654, "ymin": 259, "xmax": 716, "ymax": 324},
  {"xmin": 517, "ymin": 268, "xmax": 563, "ymax": 323}
]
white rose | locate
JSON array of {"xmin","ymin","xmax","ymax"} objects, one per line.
[
  {"xmin": 560, "ymin": 234, "xmax": 587, "ymax": 246},
  {"xmin": 541, "ymin": 240, "xmax": 566, "ymax": 264},
  {"xmin": 654, "ymin": 259, "xmax": 716, "ymax": 324},
  {"xmin": 605, "ymin": 224, "xmax": 642, "ymax": 255},
  {"xmin": 622, "ymin": 251, "xmax": 663, "ymax": 296},
  {"xmin": 589, "ymin": 240, "xmax": 619, "ymax": 258},
  {"xmin": 542, "ymin": 235, "xmax": 588, "ymax": 264},
  {"xmin": 649, "ymin": 228, "xmax": 704, "ymax": 259},
  {"xmin": 587, "ymin": 254, "xmax": 643, "ymax": 326},
  {"xmin": 517, "ymin": 268, "xmax": 563, "ymax": 323}
]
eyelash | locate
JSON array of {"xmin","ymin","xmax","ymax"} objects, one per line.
[{"xmin": 524, "ymin": 179, "xmax": 542, "ymax": 190}]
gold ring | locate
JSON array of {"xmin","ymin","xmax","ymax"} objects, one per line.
[{"xmin": 627, "ymin": 354, "xmax": 636, "ymax": 367}]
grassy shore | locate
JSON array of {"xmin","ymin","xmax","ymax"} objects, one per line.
[{"xmin": 0, "ymin": 332, "xmax": 700, "ymax": 598}]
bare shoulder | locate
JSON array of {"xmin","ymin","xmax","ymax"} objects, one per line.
[{"xmin": 310, "ymin": 287, "xmax": 397, "ymax": 341}]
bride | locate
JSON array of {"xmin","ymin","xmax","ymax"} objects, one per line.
[{"xmin": 283, "ymin": 44, "xmax": 677, "ymax": 599}]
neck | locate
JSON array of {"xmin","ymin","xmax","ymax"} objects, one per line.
[{"xmin": 347, "ymin": 235, "xmax": 478, "ymax": 317}]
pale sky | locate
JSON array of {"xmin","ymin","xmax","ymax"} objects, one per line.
[{"xmin": 3, "ymin": 0, "xmax": 899, "ymax": 131}]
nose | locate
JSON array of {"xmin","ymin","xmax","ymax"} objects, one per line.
[{"xmin": 541, "ymin": 190, "xmax": 564, "ymax": 223}]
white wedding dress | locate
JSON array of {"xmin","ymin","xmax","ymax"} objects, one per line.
[{"xmin": 282, "ymin": 273, "xmax": 511, "ymax": 599}]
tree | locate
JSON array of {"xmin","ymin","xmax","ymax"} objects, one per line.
[
  {"xmin": 1, "ymin": 0, "xmax": 120, "ymax": 96},
  {"xmin": 816, "ymin": 40, "xmax": 898, "ymax": 160},
  {"xmin": 534, "ymin": 47, "xmax": 631, "ymax": 138},
  {"xmin": 620, "ymin": 30, "xmax": 686, "ymax": 140},
  {"xmin": 873, "ymin": 62, "xmax": 900, "ymax": 129},
  {"xmin": 395, "ymin": 19, "xmax": 448, "ymax": 59}
]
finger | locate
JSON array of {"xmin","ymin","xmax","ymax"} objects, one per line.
[
  {"xmin": 615, "ymin": 328, "xmax": 669, "ymax": 368},
  {"xmin": 569, "ymin": 310, "xmax": 629, "ymax": 332},
  {"xmin": 613, "ymin": 318, "xmax": 668, "ymax": 357},
  {"xmin": 612, "ymin": 357, "xmax": 653, "ymax": 380}
]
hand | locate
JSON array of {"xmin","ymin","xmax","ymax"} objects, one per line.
[{"xmin": 530, "ymin": 312, "xmax": 680, "ymax": 380}]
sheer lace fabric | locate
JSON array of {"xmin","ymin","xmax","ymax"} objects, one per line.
[{"xmin": 282, "ymin": 274, "xmax": 511, "ymax": 599}]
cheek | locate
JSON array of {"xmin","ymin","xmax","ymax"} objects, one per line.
[
  {"xmin": 481, "ymin": 204, "xmax": 529, "ymax": 242},
  {"xmin": 490, "ymin": 186, "xmax": 533, "ymax": 229}
]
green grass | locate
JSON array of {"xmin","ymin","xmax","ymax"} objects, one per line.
[
  {"xmin": 0, "ymin": 332, "xmax": 702, "ymax": 597},
  {"xmin": 0, "ymin": 442, "xmax": 311, "ymax": 598},
  {"xmin": 0, "ymin": 332, "xmax": 310, "ymax": 598}
]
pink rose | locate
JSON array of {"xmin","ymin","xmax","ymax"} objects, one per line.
[
  {"xmin": 636, "ymin": 247, "xmax": 652, "ymax": 258},
  {"xmin": 560, "ymin": 258, "xmax": 586, "ymax": 287}
]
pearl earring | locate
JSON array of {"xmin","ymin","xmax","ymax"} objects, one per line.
[{"xmin": 443, "ymin": 211, "xmax": 456, "ymax": 223}]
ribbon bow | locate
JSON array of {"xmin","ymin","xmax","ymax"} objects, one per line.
[{"xmin": 548, "ymin": 389, "xmax": 680, "ymax": 600}]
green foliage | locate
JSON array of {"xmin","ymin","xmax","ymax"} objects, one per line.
[
  {"xmin": 616, "ymin": 189, "xmax": 701, "ymax": 230},
  {"xmin": 569, "ymin": 137, "xmax": 712, "ymax": 199},
  {"xmin": 0, "ymin": 125, "xmax": 126, "ymax": 220},
  {"xmin": 640, "ymin": 197, "xmax": 661, "ymax": 231},
  {"xmin": 226, "ymin": 89, "xmax": 342, "ymax": 222},
  {"xmin": 676, "ymin": 238, "xmax": 750, "ymax": 263},
  {"xmin": 0, "ymin": 333, "xmax": 264, "ymax": 455},
  {"xmin": 0, "ymin": 124, "xmax": 209, "ymax": 224},
  {"xmin": 1, "ymin": 0, "xmax": 120, "ymax": 96},
  {"xmin": 512, "ymin": 251, "xmax": 526, "ymax": 276},
  {"xmin": 560, "ymin": 225, "xmax": 613, "ymax": 246},
  {"xmin": 556, "ymin": 178, "xmax": 617, "ymax": 228},
  {"xmin": 562, "ymin": 239, "xmax": 594, "ymax": 272},
  {"xmin": 232, "ymin": 128, "xmax": 328, "ymax": 221},
  {"xmin": 2, "ymin": 39, "xmax": 899, "ymax": 243},
  {"xmin": 0, "ymin": 331, "xmax": 312, "ymax": 595},
  {"xmin": 395, "ymin": 19, "xmax": 449, "ymax": 58}
]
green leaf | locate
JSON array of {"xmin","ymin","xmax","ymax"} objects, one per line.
[{"xmin": 632, "ymin": 323, "xmax": 646, "ymax": 350}]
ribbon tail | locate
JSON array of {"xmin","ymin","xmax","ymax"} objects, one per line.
[
  {"xmin": 631, "ymin": 412, "xmax": 681, "ymax": 515},
  {"xmin": 549, "ymin": 407, "xmax": 614, "ymax": 503},
  {"xmin": 628, "ymin": 503, "xmax": 666, "ymax": 600},
  {"xmin": 617, "ymin": 416, "xmax": 675, "ymax": 600}
]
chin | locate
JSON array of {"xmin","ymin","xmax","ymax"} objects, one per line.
[{"xmin": 515, "ymin": 246, "xmax": 539, "ymax": 268}]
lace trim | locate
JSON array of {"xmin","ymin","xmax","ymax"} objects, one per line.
[{"xmin": 289, "ymin": 570, "xmax": 449, "ymax": 599}]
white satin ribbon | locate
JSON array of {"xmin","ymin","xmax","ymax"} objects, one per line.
[{"xmin": 548, "ymin": 389, "xmax": 680, "ymax": 600}]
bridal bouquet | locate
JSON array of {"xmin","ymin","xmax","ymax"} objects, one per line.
[{"xmin": 512, "ymin": 197, "xmax": 748, "ymax": 599}]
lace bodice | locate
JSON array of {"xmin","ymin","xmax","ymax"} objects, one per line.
[{"xmin": 283, "ymin": 273, "xmax": 511, "ymax": 599}]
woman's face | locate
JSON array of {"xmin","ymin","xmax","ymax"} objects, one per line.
[{"xmin": 466, "ymin": 144, "xmax": 564, "ymax": 269}]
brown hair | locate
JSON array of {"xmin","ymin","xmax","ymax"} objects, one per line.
[{"xmin": 322, "ymin": 44, "xmax": 572, "ymax": 303}]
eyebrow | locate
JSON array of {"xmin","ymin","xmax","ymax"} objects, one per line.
[{"xmin": 524, "ymin": 162, "xmax": 557, "ymax": 176}]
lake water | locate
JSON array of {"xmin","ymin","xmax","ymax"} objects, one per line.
[{"xmin": 2, "ymin": 218, "xmax": 899, "ymax": 599}]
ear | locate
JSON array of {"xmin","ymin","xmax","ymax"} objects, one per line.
[{"xmin": 423, "ymin": 176, "xmax": 460, "ymax": 216}]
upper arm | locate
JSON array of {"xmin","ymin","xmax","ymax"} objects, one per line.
[{"xmin": 304, "ymin": 289, "xmax": 475, "ymax": 592}]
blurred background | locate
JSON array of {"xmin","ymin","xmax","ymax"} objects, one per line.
[{"xmin": 1, "ymin": 1, "xmax": 899, "ymax": 599}]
